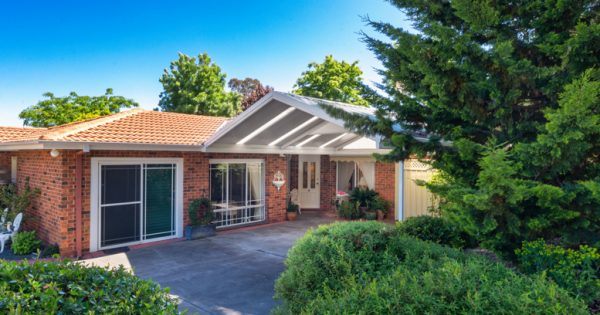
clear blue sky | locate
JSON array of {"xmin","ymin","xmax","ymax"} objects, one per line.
[{"xmin": 0, "ymin": 0, "xmax": 409, "ymax": 126}]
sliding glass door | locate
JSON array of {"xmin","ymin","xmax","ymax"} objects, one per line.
[
  {"xmin": 210, "ymin": 160, "xmax": 265, "ymax": 228},
  {"xmin": 99, "ymin": 163, "xmax": 177, "ymax": 248}
]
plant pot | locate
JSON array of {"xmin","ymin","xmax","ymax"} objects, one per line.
[
  {"xmin": 287, "ymin": 212, "xmax": 298, "ymax": 221},
  {"xmin": 365, "ymin": 211, "xmax": 377, "ymax": 221},
  {"xmin": 376, "ymin": 210, "xmax": 385, "ymax": 221},
  {"xmin": 185, "ymin": 224, "xmax": 217, "ymax": 240}
]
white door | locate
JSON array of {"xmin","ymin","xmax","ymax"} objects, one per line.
[{"xmin": 298, "ymin": 155, "xmax": 320, "ymax": 208}]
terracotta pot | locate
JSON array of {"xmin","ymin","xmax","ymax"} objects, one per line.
[
  {"xmin": 287, "ymin": 212, "xmax": 298, "ymax": 221},
  {"xmin": 376, "ymin": 210, "xmax": 385, "ymax": 221}
]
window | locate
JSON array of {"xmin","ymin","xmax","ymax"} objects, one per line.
[
  {"xmin": 10, "ymin": 157, "xmax": 17, "ymax": 184},
  {"xmin": 210, "ymin": 160, "xmax": 265, "ymax": 228},
  {"xmin": 336, "ymin": 161, "xmax": 375, "ymax": 196}
]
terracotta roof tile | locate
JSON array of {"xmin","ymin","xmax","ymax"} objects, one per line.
[
  {"xmin": 0, "ymin": 109, "xmax": 229, "ymax": 146},
  {"xmin": 0, "ymin": 126, "xmax": 47, "ymax": 142}
]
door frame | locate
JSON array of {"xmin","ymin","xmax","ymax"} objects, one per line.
[
  {"xmin": 89, "ymin": 157, "xmax": 184, "ymax": 252},
  {"xmin": 298, "ymin": 155, "xmax": 321, "ymax": 209}
]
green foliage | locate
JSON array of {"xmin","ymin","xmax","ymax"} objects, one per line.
[
  {"xmin": 516, "ymin": 239, "xmax": 600, "ymax": 303},
  {"xmin": 0, "ymin": 260, "xmax": 180, "ymax": 314},
  {"xmin": 188, "ymin": 197, "xmax": 214, "ymax": 226},
  {"xmin": 397, "ymin": 215, "xmax": 472, "ymax": 249},
  {"xmin": 10, "ymin": 231, "xmax": 41, "ymax": 255},
  {"xmin": 332, "ymin": 1, "xmax": 600, "ymax": 257},
  {"xmin": 293, "ymin": 55, "xmax": 369, "ymax": 106},
  {"xmin": 159, "ymin": 52, "xmax": 241, "ymax": 117},
  {"xmin": 348, "ymin": 187, "xmax": 378, "ymax": 208},
  {"xmin": 287, "ymin": 201, "xmax": 299, "ymax": 213},
  {"xmin": 337, "ymin": 200, "xmax": 360, "ymax": 219},
  {"xmin": 364, "ymin": 211, "xmax": 377, "ymax": 220},
  {"xmin": 370, "ymin": 195, "xmax": 391, "ymax": 214},
  {"xmin": 228, "ymin": 77, "xmax": 274, "ymax": 110},
  {"xmin": 274, "ymin": 222, "xmax": 586, "ymax": 314},
  {"xmin": 19, "ymin": 88, "xmax": 138, "ymax": 127},
  {"xmin": 0, "ymin": 182, "xmax": 39, "ymax": 222}
]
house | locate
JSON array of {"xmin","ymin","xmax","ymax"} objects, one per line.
[{"xmin": 0, "ymin": 92, "xmax": 436, "ymax": 257}]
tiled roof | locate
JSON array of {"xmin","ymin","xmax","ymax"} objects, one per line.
[
  {"xmin": 0, "ymin": 126, "xmax": 48, "ymax": 142},
  {"xmin": 0, "ymin": 109, "xmax": 229, "ymax": 146}
]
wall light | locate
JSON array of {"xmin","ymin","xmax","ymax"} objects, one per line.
[{"xmin": 50, "ymin": 149, "xmax": 60, "ymax": 158}]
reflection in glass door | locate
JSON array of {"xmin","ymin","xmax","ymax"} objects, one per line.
[{"xmin": 99, "ymin": 163, "xmax": 176, "ymax": 248}]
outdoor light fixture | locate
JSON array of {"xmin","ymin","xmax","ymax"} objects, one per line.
[
  {"xmin": 272, "ymin": 170, "xmax": 285, "ymax": 191},
  {"xmin": 50, "ymin": 149, "xmax": 60, "ymax": 158}
]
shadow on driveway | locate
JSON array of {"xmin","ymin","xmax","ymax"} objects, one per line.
[{"xmin": 84, "ymin": 212, "xmax": 335, "ymax": 315}]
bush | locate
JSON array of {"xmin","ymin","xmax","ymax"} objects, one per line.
[
  {"xmin": 11, "ymin": 231, "xmax": 41, "ymax": 255},
  {"xmin": 370, "ymin": 195, "xmax": 391, "ymax": 214},
  {"xmin": 0, "ymin": 260, "xmax": 181, "ymax": 314},
  {"xmin": 337, "ymin": 200, "xmax": 360, "ymax": 219},
  {"xmin": 274, "ymin": 222, "xmax": 587, "ymax": 314},
  {"xmin": 188, "ymin": 197, "xmax": 213, "ymax": 225},
  {"xmin": 348, "ymin": 187, "xmax": 378, "ymax": 208},
  {"xmin": 516, "ymin": 239, "xmax": 600, "ymax": 304},
  {"xmin": 396, "ymin": 215, "xmax": 473, "ymax": 249}
]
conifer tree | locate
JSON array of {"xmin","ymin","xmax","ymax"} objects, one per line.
[{"xmin": 328, "ymin": 0, "xmax": 600, "ymax": 255}]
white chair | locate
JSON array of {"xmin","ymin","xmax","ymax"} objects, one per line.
[
  {"xmin": 0, "ymin": 208, "xmax": 8, "ymax": 226},
  {"xmin": 290, "ymin": 188, "xmax": 301, "ymax": 214},
  {"xmin": 0, "ymin": 212, "xmax": 22, "ymax": 253}
]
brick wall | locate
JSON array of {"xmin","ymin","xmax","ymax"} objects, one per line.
[
  {"xmin": 10, "ymin": 150, "xmax": 74, "ymax": 254},
  {"xmin": 375, "ymin": 161, "xmax": 396, "ymax": 221},
  {"xmin": 0, "ymin": 152, "xmax": 10, "ymax": 183},
  {"xmin": 319, "ymin": 155, "xmax": 336, "ymax": 212}
]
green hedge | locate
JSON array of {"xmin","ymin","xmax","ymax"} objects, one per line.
[
  {"xmin": 274, "ymin": 222, "xmax": 588, "ymax": 314},
  {"xmin": 396, "ymin": 215, "xmax": 474, "ymax": 248},
  {"xmin": 0, "ymin": 260, "xmax": 180, "ymax": 314},
  {"xmin": 516, "ymin": 239, "xmax": 600, "ymax": 304}
]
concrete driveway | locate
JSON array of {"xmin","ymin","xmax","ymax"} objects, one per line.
[{"xmin": 84, "ymin": 212, "xmax": 334, "ymax": 315}]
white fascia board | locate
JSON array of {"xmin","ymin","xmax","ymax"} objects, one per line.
[{"xmin": 40, "ymin": 141, "xmax": 204, "ymax": 152}]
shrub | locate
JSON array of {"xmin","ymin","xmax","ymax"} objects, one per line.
[
  {"xmin": 287, "ymin": 201, "xmax": 299, "ymax": 213},
  {"xmin": 337, "ymin": 200, "xmax": 360, "ymax": 219},
  {"xmin": 348, "ymin": 187, "xmax": 378, "ymax": 208},
  {"xmin": 370, "ymin": 195, "xmax": 391, "ymax": 214},
  {"xmin": 188, "ymin": 197, "xmax": 213, "ymax": 225},
  {"xmin": 396, "ymin": 215, "xmax": 473, "ymax": 249},
  {"xmin": 11, "ymin": 231, "xmax": 41, "ymax": 255},
  {"xmin": 0, "ymin": 260, "xmax": 181, "ymax": 314},
  {"xmin": 516, "ymin": 239, "xmax": 600, "ymax": 304},
  {"xmin": 274, "ymin": 222, "xmax": 587, "ymax": 314}
]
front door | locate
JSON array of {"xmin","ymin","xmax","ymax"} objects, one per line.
[{"xmin": 298, "ymin": 155, "xmax": 320, "ymax": 208}]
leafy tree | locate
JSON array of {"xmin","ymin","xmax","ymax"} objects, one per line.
[
  {"xmin": 228, "ymin": 77, "xmax": 274, "ymax": 110},
  {"xmin": 19, "ymin": 89, "xmax": 138, "ymax": 127},
  {"xmin": 159, "ymin": 53, "xmax": 241, "ymax": 117},
  {"xmin": 327, "ymin": 0, "xmax": 600, "ymax": 256},
  {"xmin": 293, "ymin": 55, "xmax": 369, "ymax": 106}
]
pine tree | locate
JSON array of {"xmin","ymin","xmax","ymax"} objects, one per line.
[{"xmin": 328, "ymin": 0, "xmax": 600, "ymax": 255}]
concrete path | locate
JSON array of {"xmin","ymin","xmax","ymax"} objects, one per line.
[{"xmin": 83, "ymin": 212, "xmax": 335, "ymax": 315}]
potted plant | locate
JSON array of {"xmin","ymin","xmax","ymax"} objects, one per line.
[
  {"xmin": 371, "ymin": 196, "xmax": 391, "ymax": 221},
  {"xmin": 349, "ymin": 187, "xmax": 378, "ymax": 215},
  {"xmin": 286, "ymin": 202, "xmax": 299, "ymax": 221},
  {"xmin": 364, "ymin": 211, "xmax": 377, "ymax": 220},
  {"xmin": 185, "ymin": 197, "xmax": 216, "ymax": 240}
]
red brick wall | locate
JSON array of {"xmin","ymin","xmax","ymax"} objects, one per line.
[
  {"xmin": 10, "ymin": 150, "xmax": 74, "ymax": 254},
  {"xmin": 375, "ymin": 161, "xmax": 396, "ymax": 221},
  {"xmin": 319, "ymin": 155, "xmax": 336, "ymax": 212},
  {"xmin": 0, "ymin": 152, "xmax": 10, "ymax": 182}
]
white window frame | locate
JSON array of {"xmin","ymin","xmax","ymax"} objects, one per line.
[
  {"xmin": 90, "ymin": 157, "xmax": 184, "ymax": 252},
  {"xmin": 209, "ymin": 159, "xmax": 265, "ymax": 228}
]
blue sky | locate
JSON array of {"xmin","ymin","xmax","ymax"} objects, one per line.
[{"xmin": 0, "ymin": 0, "xmax": 409, "ymax": 126}]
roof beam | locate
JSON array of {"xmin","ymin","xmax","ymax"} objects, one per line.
[
  {"xmin": 296, "ymin": 134, "xmax": 321, "ymax": 147},
  {"xmin": 236, "ymin": 107, "xmax": 296, "ymax": 144},
  {"xmin": 319, "ymin": 133, "xmax": 348, "ymax": 148},
  {"xmin": 335, "ymin": 134, "xmax": 362, "ymax": 150},
  {"xmin": 281, "ymin": 120, "xmax": 329, "ymax": 149},
  {"xmin": 268, "ymin": 116, "xmax": 319, "ymax": 146}
]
